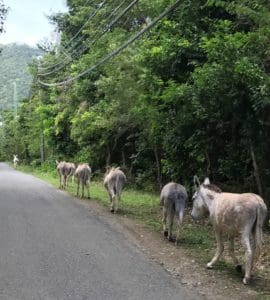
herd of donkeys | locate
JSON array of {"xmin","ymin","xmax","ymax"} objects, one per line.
[
  {"xmin": 49, "ymin": 160, "xmax": 269, "ymax": 285},
  {"xmin": 11, "ymin": 155, "xmax": 269, "ymax": 285}
]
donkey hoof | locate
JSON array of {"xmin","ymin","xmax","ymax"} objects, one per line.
[
  {"xmin": 163, "ymin": 230, "xmax": 168, "ymax": 237},
  {"xmin": 206, "ymin": 263, "xmax": 213, "ymax": 269},
  {"xmin": 243, "ymin": 277, "xmax": 250, "ymax": 285},
  {"xmin": 235, "ymin": 265, "xmax": 242, "ymax": 273}
]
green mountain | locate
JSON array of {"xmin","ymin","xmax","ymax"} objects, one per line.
[{"xmin": 0, "ymin": 43, "xmax": 42, "ymax": 110}]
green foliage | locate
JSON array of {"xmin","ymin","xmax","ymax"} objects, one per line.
[{"xmin": 2, "ymin": 0, "xmax": 270, "ymax": 209}]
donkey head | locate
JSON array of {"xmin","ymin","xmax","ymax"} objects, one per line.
[{"xmin": 191, "ymin": 177, "xmax": 210, "ymax": 220}]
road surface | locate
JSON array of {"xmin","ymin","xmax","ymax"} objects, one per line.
[{"xmin": 0, "ymin": 163, "xmax": 200, "ymax": 300}]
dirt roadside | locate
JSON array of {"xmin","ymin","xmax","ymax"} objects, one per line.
[{"xmin": 77, "ymin": 198, "xmax": 268, "ymax": 300}]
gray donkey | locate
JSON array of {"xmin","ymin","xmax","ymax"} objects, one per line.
[
  {"xmin": 104, "ymin": 167, "xmax": 126, "ymax": 213},
  {"xmin": 74, "ymin": 163, "xmax": 91, "ymax": 198},
  {"xmin": 56, "ymin": 161, "xmax": 76, "ymax": 189},
  {"xmin": 160, "ymin": 182, "xmax": 188, "ymax": 245}
]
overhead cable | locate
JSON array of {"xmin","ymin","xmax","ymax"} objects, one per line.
[
  {"xmin": 38, "ymin": 0, "xmax": 137, "ymax": 77},
  {"xmin": 38, "ymin": 0, "xmax": 181, "ymax": 87},
  {"xmin": 38, "ymin": 0, "xmax": 108, "ymax": 71}
]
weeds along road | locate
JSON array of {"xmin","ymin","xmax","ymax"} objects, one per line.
[{"xmin": 0, "ymin": 163, "xmax": 200, "ymax": 300}]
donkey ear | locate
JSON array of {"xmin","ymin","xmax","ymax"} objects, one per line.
[
  {"xmin": 193, "ymin": 175, "xmax": 200, "ymax": 189},
  {"xmin": 203, "ymin": 177, "xmax": 210, "ymax": 185}
]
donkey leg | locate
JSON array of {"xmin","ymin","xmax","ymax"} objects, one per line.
[
  {"xmin": 111, "ymin": 195, "xmax": 116, "ymax": 213},
  {"xmin": 76, "ymin": 182, "xmax": 79, "ymax": 196},
  {"xmin": 114, "ymin": 197, "xmax": 118, "ymax": 213},
  {"xmin": 207, "ymin": 230, "xmax": 224, "ymax": 269},
  {"xmin": 228, "ymin": 238, "xmax": 241, "ymax": 272},
  {"xmin": 108, "ymin": 193, "xmax": 114, "ymax": 212},
  {"xmin": 88, "ymin": 180, "xmax": 91, "ymax": 199},
  {"xmin": 87, "ymin": 184, "xmax": 90, "ymax": 199},
  {"xmin": 115, "ymin": 192, "xmax": 121, "ymax": 212},
  {"xmin": 242, "ymin": 233, "xmax": 253, "ymax": 284},
  {"xmin": 64, "ymin": 175, "xmax": 67, "ymax": 189},
  {"xmin": 82, "ymin": 182, "xmax": 84, "ymax": 198},
  {"xmin": 162, "ymin": 207, "xmax": 168, "ymax": 237},
  {"xmin": 175, "ymin": 209, "xmax": 184, "ymax": 246},
  {"xmin": 109, "ymin": 188, "xmax": 115, "ymax": 212},
  {"xmin": 167, "ymin": 210, "xmax": 174, "ymax": 242}
]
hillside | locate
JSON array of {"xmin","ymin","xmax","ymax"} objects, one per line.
[{"xmin": 0, "ymin": 43, "xmax": 42, "ymax": 110}]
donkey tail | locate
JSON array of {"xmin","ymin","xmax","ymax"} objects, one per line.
[
  {"xmin": 115, "ymin": 175, "xmax": 121, "ymax": 199},
  {"xmin": 253, "ymin": 201, "xmax": 267, "ymax": 260}
]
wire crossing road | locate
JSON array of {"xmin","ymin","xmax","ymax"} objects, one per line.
[{"xmin": 0, "ymin": 163, "xmax": 199, "ymax": 300}]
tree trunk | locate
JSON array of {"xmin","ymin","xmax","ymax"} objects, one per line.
[
  {"xmin": 154, "ymin": 145, "xmax": 162, "ymax": 191},
  {"xmin": 106, "ymin": 144, "xmax": 111, "ymax": 168},
  {"xmin": 121, "ymin": 151, "xmax": 126, "ymax": 168},
  {"xmin": 250, "ymin": 143, "xmax": 263, "ymax": 197},
  {"xmin": 40, "ymin": 131, "xmax": 45, "ymax": 163}
]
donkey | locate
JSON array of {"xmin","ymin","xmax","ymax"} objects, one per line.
[
  {"xmin": 160, "ymin": 182, "xmax": 188, "ymax": 245},
  {"xmin": 191, "ymin": 176, "xmax": 267, "ymax": 284},
  {"xmin": 13, "ymin": 154, "xmax": 19, "ymax": 168},
  {"xmin": 56, "ymin": 161, "xmax": 75, "ymax": 189},
  {"xmin": 74, "ymin": 163, "xmax": 91, "ymax": 198},
  {"xmin": 104, "ymin": 167, "xmax": 126, "ymax": 213},
  {"xmin": 67, "ymin": 162, "xmax": 76, "ymax": 186}
]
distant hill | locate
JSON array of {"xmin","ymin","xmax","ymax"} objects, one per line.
[{"xmin": 0, "ymin": 43, "xmax": 43, "ymax": 110}]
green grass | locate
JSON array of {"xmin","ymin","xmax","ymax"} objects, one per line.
[
  {"xmin": 22, "ymin": 166, "xmax": 208, "ymax": 243},
  {"xmin": 16, "ymin": 164, "xmax": 270, "ymax": 295},
  {"xmin": 17, "ymin": 164, "xmax": 214, "ymax": 252},
  {"xmin": 18, "ymin": 165, "xmax": 162, "ymax": 229}
]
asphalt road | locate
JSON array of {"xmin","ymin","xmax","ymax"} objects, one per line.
[{"xmin": 0, "ymin": 163, "xmax": 200, "ymax": 300}]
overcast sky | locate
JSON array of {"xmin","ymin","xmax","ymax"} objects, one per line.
[{"xmin": 0, "ymin": 0, "xmax": 68, "ymax": 47}]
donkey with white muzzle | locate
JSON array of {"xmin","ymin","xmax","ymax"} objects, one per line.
[{"xmin": 191, "ymin": 176, "xmax": 267, "ymax": 284}]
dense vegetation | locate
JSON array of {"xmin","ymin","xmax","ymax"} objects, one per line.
[
  {"xmin": 0, "ymin": 44, "xmax": 42, "ymax": 110},
  {"xmin": 1, "ymin": 0, "xmax": 270, "ymax": 210}
]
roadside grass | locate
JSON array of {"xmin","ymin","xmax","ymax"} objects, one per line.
[
  {"xmin": 17, "ymin": 164, "xmax": 270, "ymax": 294},
  {"xmin": 17, "ymin": 164, "xmax": 214, "ymax": 254},
  {"xmin": 17, "ymin": 165, "xmax": 162, "ymax": 230}
]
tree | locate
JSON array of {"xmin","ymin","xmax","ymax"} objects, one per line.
[{"xmin": 2, "ymin": 0, "xmax": 270, "ymax": 211}]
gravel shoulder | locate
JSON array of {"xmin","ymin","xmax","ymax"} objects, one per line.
[{"xmin": 79, "ymin": 198, "xmax": 269, "ymax": 300}]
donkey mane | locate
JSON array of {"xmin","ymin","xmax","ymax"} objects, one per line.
[{"xmin": 202, "ymin": 183, "xmax": 222, "ymax": 193}]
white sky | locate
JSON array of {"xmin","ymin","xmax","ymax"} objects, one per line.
[{"xmin": 0, "ymin": 0, "xmax": 68, "ymax": 47}]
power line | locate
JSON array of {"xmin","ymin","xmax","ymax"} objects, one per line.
[
  {"xmin": 62, "ymin": 0, "xmax": 107, "ymax": 48},
  {"xmin": 38, "ymin": 0, "xmax": 108, "ymax": 71},
  {"xmin": 38, "ymin": 0, "xmax": 181, "ymax": 87},
  {"xmin": 38, "ymin": 0, "xmax": 135, "ymax": 77},
  {"xmin": 37, "ymin": 1, "xmax": 128, "ymax": 74},
  {"xmin": 62, "ymin": 0, "xmax": 128, "ymax": 55}
]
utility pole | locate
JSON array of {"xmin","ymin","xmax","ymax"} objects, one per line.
[
  {"xmin": 13, "ymin": 81, "xmax": 18, "ymax": 116},
  {"xmin": 37, "ymin": 57, "xmax": 46, "ymax": 163}
]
